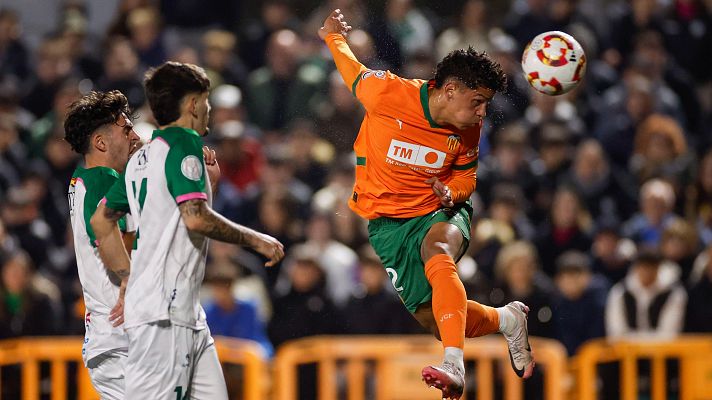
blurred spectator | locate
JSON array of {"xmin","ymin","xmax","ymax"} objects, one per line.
[
  {"xmin": 685, "ymin": 244, "xmax": 712, "ymax": 332},
  {"xmin": 315, "ymin": 71, "xmax": 364, "ymax": 153},
  {"xmin": 127, "ymin": 6, "xmax": 168, "ymax": 67},
  {"xmin": 591, "ymin": 222, "xmax": 636, "ymax": 285},
  {"xmin": 622, "ymin": 178, "xmax": 678, "ymax": 247},
  {"xmin": 107, "ymin": 0, "xmax": 154, "ymax": 38},
  {"xmin": 21, "ymin": 35, "xmax": 73, "ymax": 119},
  {"xmin": 660, "ymin": 0, "xmax": 712, "ymax": 83},
  {"xmin": 605, "ymin": 250, "xmax": 686, "ymax": 340},
  {"xmin": 59, "ymin": 4, "xmax": 103, "ymax": 82},
  {"xmin": 660, "ymin": 218, "xmax": 700, "ymax": 283},
  {"xmin": 286, "ymin": 119, "xmax": 333, "ymax": 192},
  {"xmin": 686, "ymin": 148, "xmax": 712, "ymax": 245},
  {"xmin": 552, "ymin": 251, "xmax": 608, "ymax": 355},
  {"xmin": 529, "ymin": 120, "xmax": 575, "ymax": 221},
  {"xmin": 503, "ymin": 0, "xmax": 554, "ymax": 53},
  {"xmin": 201, "ymin": 30, "xmax": 248, "ymax": 88},
  {"xmin": 594, "ymin": 73, "xmax": 661, "ymax": 167},
  {"xmin": 245, "ymin": 29, "xmax": 327, "ymax": 132},
  {"xmin": 97, "ymin": 36, "xmax": 145, "ymax": 109},
  {"xmin": 241, "ymin": 0, "xmax": 300, "ymax": 71},
  {"xmin": 27, "ymin": 79, "xmax": 81, "ymax": 158},
  {"xmin": 490, "ymin": 241, "xmax": 556, "ymax": 338},
  {"xmin": 477, "ymin": 122, "xmax": 537, "ymax": 207},
  {"xmin": 342, "ymin": 246, "xmax": 423, "ymax": 334},
  {"xmin": 204, "ymin": 261, "xmax": 274, "ymax": 357},
  {"xmin": 300, "ymin": 213, "xmax": 359, "ymax": 307},
  {"xmin": 562, "ymin": 139, "xmax": 637, "ymax": 223},
  {"xmin": 486, "ymin": 31, "xmax": 531, "ymax": 127},
  {"xmin": 534, "ymin": 187, "xmax": 592, "ymax": 274},
  {"xmin": 212, "ymin": 118, "xmax": 264, "ymax": 200},
  {"xmin": 268, "ymin": 246, "xmax": 343, "ymax": 348},
  {"xmin": 0, "ymin": 251, "xmax": 57, "ymax": 338},
  {"xmin": 0, "ymin": 8, "xmax": 30, "ymax": 83},
  {"xmin": 604, "ymin": 0, "xmax": 663, "ymax": 68},
  {"xmin": 0, "ymin": 113, "xmax": 25, "ymax": 197},
  {"xmin": 630, "ymin": 114, "xmax": 693, "ymax": 187},
  {"xmin": 1, "ymin": 187, "xmax": 54, "ymax": 271},
  {"xmin": 436, "ymin": 0, "xmax": 492, "ymax": 59},
  {"xmin": 384, "ymin": 0, "xmax": 434, "ymax": 59},
  {"xmin": 468, "ymin": 184, "xmax": 534, "ymax": 280}
]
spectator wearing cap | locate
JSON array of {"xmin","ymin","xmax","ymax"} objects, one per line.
[
  {"xmin": 605, "ymin": 249, "xmax": 687, "ymax": 340},
  {"xmin": 203, "ymin": 261, "xmax": 274, "ymax": 357},
  {"xmin": 622, "ymin": 178, "xmax": 678, "ymax": 247},
  {"xmin": 552, "ymin": 251, "xmax": 608, "ymax": 355}
]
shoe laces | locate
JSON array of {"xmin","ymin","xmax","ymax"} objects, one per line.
[{"xmin": 441, "ymin": 360, "xmax": 464, "ymax": 380}]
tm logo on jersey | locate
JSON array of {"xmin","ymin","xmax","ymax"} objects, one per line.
[{"xmin": 387, "ymin": 139, "xmax": 446, "ymax": 169}]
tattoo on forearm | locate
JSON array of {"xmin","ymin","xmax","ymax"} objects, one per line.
[
  {"xmin": 179, "ymin": 199, "xmax": 253, "ymax": 245},
  {"xmin": 103, "ymin": 206, "xmax": 127, "ymax": 222}
]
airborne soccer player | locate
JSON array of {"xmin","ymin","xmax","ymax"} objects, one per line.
[
  {"xmin": 319, "ymin": 10, "xmax": 535, "ymax": 399},
  {"xmin": 91, "ymin": 62, "xmax": 284, "ymax": 399},
  {"xmin": 65, "ymin": 90, "xmax": 141, "ymax": 399}
]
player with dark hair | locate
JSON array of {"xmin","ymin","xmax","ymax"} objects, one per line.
[
  {"xmin": 65, "ymin": 90, "xmax": 140, "ymax": 399},
  {"xmin": 90, "ymin": 62, "xmax": 284, "ymax": 399},
  {"xmin": 320, "ymin": 10, "xmax": 534, "ymax": 399}
]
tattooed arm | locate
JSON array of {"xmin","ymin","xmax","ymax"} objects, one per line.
[
  {"xmin": 91, "ymin": 203, "xmax": 131, "ymax": 326},
  {"xmin": 179, "ymin": 199, "xmax": 285, "ymax": 266}
]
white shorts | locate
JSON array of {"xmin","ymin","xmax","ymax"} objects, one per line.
[
  {"xmin": 125, "ymin": 321, "xmax": 227, "ymax": 400},
  {"xmin": 87, "ymin": 349, "xmax": 128, "ymax": 400}
]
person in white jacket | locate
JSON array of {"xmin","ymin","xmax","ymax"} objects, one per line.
[{"xmin": 605, "ymin": 249, "xmax": 687, "ymax": 340}]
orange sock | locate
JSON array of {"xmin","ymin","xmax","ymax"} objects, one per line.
[
  {"xmin": 424, "ymin": 254, "xmax": 467, "ymax": 349},
  {"xmin": 465, "ymin": 300, "xmax": 500, "ymax": 338}
]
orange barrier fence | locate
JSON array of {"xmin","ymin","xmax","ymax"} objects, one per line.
[
  {"xmin": 273, "ymin": 335, "xmax": 568, "ymax": 400},
  {"xmin": 0, "ymin": 336, "xmax": 267, "ymax": 400},
  {"xmin": 574, "ymin": 335, "xmax": 712, "ymax": 400}
]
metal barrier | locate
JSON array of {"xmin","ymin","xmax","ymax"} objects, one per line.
[
  {"xmin": 574, "ymin": 335, "xmax": 712, "ymax": 400},
  {"xmin": 273, "ymin": 335, "xmax": 568, "ymax": 400},
  {"xmin": 0, "ymin": 336, "xmax": 267, "ymax": 400}
]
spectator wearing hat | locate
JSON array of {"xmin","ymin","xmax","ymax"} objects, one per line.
[
  {"xmin": 552, "ymin": 251, "xmax": 608, "ymax": 355},
  {"xmin": 204, "ymin": 261, "xmax": 274, "ymax": 358}
]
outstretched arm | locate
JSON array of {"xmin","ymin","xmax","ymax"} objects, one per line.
[
  {"xmin": 319, "ymin": 9, "xmax": 365, "ymax": 89},
  {"xmin": 91, "ymin": 202, "xmax": 131, "ymax": 326},
  {"xmin": 178, "ymin": 199, "xmax": 284, "ymax": 266}
]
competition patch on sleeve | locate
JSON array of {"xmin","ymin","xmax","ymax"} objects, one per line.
[
  {"xmin": 180, "ymin": 155, "xmax": 203, "ymax": 181},
  {"xmin": 362, "ymin": 70, "xmax": 386, "ymax": 80}
]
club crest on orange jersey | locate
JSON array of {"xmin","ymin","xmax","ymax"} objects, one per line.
[
  {"xmin": 446, "ymin": 135, "xmax": 461, "ymax": 151},
  {"xmin": 70, "ymin": 177, "xmax": 77, "ymax": 186}
]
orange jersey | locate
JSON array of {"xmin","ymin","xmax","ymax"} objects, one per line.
[{"xmin": 325, "ymin": 34, "xmax": 480, "ymax": 220}]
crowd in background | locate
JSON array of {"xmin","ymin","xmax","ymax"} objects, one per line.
[{"xmin": 0, "ymin": 0, "xmax": 712, "ymax": 396}]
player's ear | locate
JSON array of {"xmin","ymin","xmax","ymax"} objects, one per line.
[
  {"xmin": 187, "ymin": 95, "xmax": 199, "ymax": 118},
  {"xmin": 92, "ymin": 131, "xmax": 107, "ymax": 153}
]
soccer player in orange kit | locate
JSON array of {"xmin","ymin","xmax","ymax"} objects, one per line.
[{"xmin": 319, "ymin": 9, "xmax": 535, "ymax": 399}]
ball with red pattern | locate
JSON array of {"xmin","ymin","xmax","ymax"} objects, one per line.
[{"xmin": 521, "ymin": 31, "xmax": 586, "ymax": 96}]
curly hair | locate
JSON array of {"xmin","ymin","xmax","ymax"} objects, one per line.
[
  {"xmin": 433, "ymin": 47, "xmax": 507, "ymax": 93},
  {"xmin": 64, "ymin": 90, "xmax": 131, "ymax": 155},
  {"xmin": 144, "ymin": 62, "xmax": 210, "ymax": 126}
]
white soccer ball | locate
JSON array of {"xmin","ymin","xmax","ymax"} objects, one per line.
[{"xmin": 521, "ymin": 31, "xmax": 586, "ymax": 96}]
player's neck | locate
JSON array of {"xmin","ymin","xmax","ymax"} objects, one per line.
[
  {"xmin": 161, "ymin": 115, "xmax": 198, "ymax": 133},
  {"xmin": 428, "ymin": 87, "xmax": 449, "ymax": 127},
  {"xmin": 84, "ymin": 153, "xmax": 113, "ymax": 171}
]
